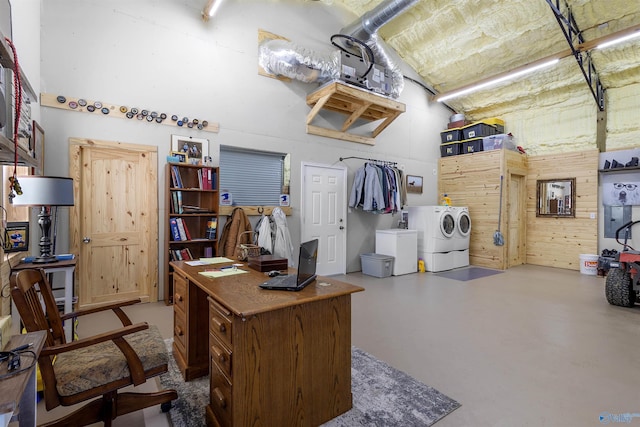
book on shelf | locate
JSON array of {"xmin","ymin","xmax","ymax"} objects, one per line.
[
  {"xmin": 182, "ymin": 204, "xmax": 209, "ymax": 213},
  {"xmin": 182, "ymin": 219, "xmax": 192, "ymax": 240},
  {"xmin": 209, "ymin": 169, "xmax": 215, "ymax": 190},
  {"xmin": 171, "ymin": 192, "xmax": 178, "ymax": 213},
  {"xmin": 173, "ymin": 190, "xmax": 183, "ymax": 214},
  {"xmin": 204, "ymin": 246, "xmax": 213, "ymax": 258},
  {"xmin": 198, "ymin": 169, "xmax": 204, "ymax": 190},
  {"xmin": 206, "ymin": 218, "xmax": 217, "ymax": 240},
  {"xmin": 169, "ymin": 218, "xmax": 181, "ymax": 241},
  {"xmin": 176, "ymin": 218, "xmax": 188, "ymax": 241},
  {"xmin": 171, "ymin": 165, "xmax": 183, "ymax": 188},
  {"xmin": 180, "ymin": 248, "xmax": 193, "ymax": 260}
]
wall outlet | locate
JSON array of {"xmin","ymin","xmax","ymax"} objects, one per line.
[{"xmin": 590, "ymin": 213, "xmax": 596, "ymax": 219}]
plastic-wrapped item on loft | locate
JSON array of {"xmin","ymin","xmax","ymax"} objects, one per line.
[{"xmin": 258, "ymin": 39, "xmax": 340, "ymax": 83}]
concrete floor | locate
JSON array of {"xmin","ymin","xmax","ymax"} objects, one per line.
[{"xmin": 37, "ymin": 264, "xmax": 640, "ymax": 426}]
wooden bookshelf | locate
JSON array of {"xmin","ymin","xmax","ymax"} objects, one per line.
[{"xmin": 164, "ymin": 163, "xmax": 219, "ymax": 304}]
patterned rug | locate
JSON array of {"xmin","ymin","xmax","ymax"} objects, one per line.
[{"xmin": 160, "ymin": 340, "xmax": 460, "ymax": 426}]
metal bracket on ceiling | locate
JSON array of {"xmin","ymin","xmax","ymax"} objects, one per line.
[{"xmin": 545, "ymin": 0, "xmax": 605, "ymax": 112}]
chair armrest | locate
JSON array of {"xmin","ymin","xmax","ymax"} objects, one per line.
[
  {"xmin": 60, "ymin": 298, "xmax": 141, "ymax": 326},
  {"xmin": 41, "ymin": 322, "xmax": 149, "ymax": 357}
]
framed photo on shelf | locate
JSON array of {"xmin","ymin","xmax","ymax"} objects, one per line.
[
  {"xmin": 406, "ymin": 175, "xmax": 423, "ymax": 194},
  {"xmin": 31, "ymin": 120, "xmax": 45, "ymax": 174},
  {"xmin": 3, "ymin": 221, "xmax": 29, "ymax": 252},
  {"xmin": 170, "ymin": 151, "xmax": 188, "ymax": 163},
  {"xmin": 171, "ymin": 135, "xmax": 208, "ymax": 165}
]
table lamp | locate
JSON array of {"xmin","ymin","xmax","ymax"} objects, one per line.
[{"xmin": 11, "ymin": 176, "xmax": 75, "ymax": 263}]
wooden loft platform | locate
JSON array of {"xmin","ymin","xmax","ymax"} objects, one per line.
[{"xmin": 306, "ymin": 81, "xmax": 406, "ymax": 145}]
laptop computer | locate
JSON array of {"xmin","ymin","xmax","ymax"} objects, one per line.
[{"xmin": 259, "ymin": 239, "xmax": 318, "ymax": 291}]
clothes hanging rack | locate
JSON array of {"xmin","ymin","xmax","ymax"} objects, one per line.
[{"xmin": 339, "ymin": 156, "xmax": 397, "ymax": 166}]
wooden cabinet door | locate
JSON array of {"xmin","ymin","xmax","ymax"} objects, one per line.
[{"xmin": 70, "ymin": 139, "xmax": 158, "ymax": 307}]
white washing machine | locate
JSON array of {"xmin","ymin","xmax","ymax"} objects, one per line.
[
  {"xmin": 407, "ymin": 206, "xmax": 457, "ymax": 253},
  {"xmin": 450, "ymin": 207, "xmax": 471, "ymax": 251}
]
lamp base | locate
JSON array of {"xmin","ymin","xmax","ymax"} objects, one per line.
[{"xmin": 33, "ymin": 255, "xmax": 58, "ymax": 264}]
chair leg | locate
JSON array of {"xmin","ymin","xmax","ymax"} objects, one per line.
[
  {"xmin": 38, "ymin": 389, "xmax": 176, "ymax": 427},
  {"xmin": 115, "ymin": 389, "xmax": 178, "ymax": 418},
  {"xmin": 38, "ymin": 397, "xmax": 106, "ymax": 427}
]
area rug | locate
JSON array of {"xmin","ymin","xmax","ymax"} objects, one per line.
[
  {"xmin": 434, "ymin": 266, "xmax": 503, "ymax": 281},
  {"xmin": 160, "ymin": 340, "xmax": 460, "ymax": 427}
]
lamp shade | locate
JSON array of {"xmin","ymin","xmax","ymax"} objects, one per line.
[{"xmin": 12, "ymin": 176, "xmax": 75, "ymax": 206}]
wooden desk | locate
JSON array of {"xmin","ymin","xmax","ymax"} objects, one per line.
[
  {"xmin": 0, "ymin": 331, "xmax": 46, "ymax": 427},
  {"xmin": 170, "ymin": 261, "xmax": 363, "ymax": 427}
]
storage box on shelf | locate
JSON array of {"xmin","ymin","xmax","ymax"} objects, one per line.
[
  {"xmin": 440, "ymin": 141, "xmax": 462, "ymax": 157},
  {"xmin": 482, "ymin": 134, "xmax": 517, "ymax": 152},
  {"xmin": 461, "ymin": 118, "xmax": 505, "ymax": 140},
  {"xmin": 164, "ymin": 162, "xmax": 219, "ymax": 304},
  {"xmin": 440, "ymin": 127, "xmax": 463, "ymax": 143},
  {"xmin": 462, "ymin": 137, "xmax": 484, "ymax": 154}
]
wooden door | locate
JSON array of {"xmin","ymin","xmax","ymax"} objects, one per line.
[
  {"xmin": 70, "ymin": 139, "xmax": 158, "ymax": 307},
  {"xmin": 507, "ymin": 174, "xmax": 526, "ymax": 267}
]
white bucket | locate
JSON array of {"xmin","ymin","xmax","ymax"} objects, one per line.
[{"xmin": 579, "ymin": 254, "xmax": 599, "ymax": 275}]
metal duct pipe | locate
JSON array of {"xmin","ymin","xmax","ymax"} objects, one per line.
[
  {"xmin": 258, "ymin": 39, "xmax": 340, "ymax": 84},
  {"xmin": 339, "ymin": 0, "xmax": 419, "ymax": 98},
  {"xmin": 340, "ymin": 0, "xmax": 419, "ymax": 43}
]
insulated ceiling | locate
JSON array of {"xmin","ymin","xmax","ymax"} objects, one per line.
[{"xmin": 329, "ymin": 0, "xmax": 640, "ymax": 116}]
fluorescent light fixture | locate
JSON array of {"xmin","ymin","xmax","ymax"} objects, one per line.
[
  {"xmin": 436, "ymin": 59, "xmax": 559, "ymax": 102},
  {"xmin": 202, "ymin": 0, "xmax": 224, "ymax": 21},
  {"xmin": 596, "ymin": 30, "xmax": 640, "ymax": 49}
]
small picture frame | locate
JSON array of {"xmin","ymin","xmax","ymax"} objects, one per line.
[
  {"xmin": 406, "ymin": 175, "xmax": 423, "ymax": 194},
  {"xmin": 4, "ymin": 221, "xmax": 29, "ymax": 252},
  {"xmin": 171, "ymin": 151, "xmax": 188, "ymax": 163},
  {"xmin": 171, "ymin": 135, "xmax": 209, "ymax": 166}
]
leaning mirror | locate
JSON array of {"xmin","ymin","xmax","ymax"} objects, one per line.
[{"xmin": 536, "ymin": 178, "xmax": 576, "ymax": 217}]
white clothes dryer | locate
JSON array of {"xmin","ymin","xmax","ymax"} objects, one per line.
[
  {"xmin": 407, "ymin": 206, "xmax": 457, "ymax": 253},
  {"xmin": 450, "ymin": 207, "xmax": 471, "ymax": 251}
]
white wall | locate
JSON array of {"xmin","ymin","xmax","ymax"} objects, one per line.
[{"xmin": 38, "ymin": 0, "xmax": 451, "ymax": 294}]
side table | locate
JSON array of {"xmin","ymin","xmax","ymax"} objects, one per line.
[
  {"xmin": 0, "ymin": 331, "xmax": 46, "ymax": 427},
  {"xmin": 11, "ymin": 259, "xmax": 77, "ymax": 342}
]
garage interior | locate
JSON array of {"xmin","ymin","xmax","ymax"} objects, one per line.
[{"xmin": 1, "ymin": 0, "xmax": 639, "ymax": 426}]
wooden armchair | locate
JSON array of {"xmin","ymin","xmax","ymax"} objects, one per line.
[{"xmin": 10, "ymin": 268, "xmax": 177, "ymax": 427}]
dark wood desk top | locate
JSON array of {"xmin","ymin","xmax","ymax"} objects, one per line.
[
  {"xmin": 170, "ymin": 261, "xmax": 363, "ymax": 318},
  {"xmin": 0, "ymin": 331, "xmax": 47, "ymax": 415},
  {"xmin": 11, "ymin": 258, "xmax": 77, "ymax": 271}
]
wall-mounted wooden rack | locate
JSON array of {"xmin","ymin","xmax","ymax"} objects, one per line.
[
  {"xmin": 219, "ymin": 205, "xmax": 292, "ymax": 216},
  {"xmin": 306, "ymin": 81, "xmax": 406, "ymax": 145}
]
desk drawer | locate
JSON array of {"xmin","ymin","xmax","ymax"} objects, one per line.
[
  {"xmin": 173, "ymin": 309, "xmax": 187, "ymax": 353},
  {"xmin": 173, "ymin": 273, "xmax": 187, "ymax": 314},
  {"xmin": 210, "ymin": 362, "xmax": 232, "ymax": 427},
  {"xmin": 210, "ymin": 332, "xmax": 232, "ymax": 381},
  {"xmin": 208, "ymin": 297, "xmax": 233, "ymax": 348}
]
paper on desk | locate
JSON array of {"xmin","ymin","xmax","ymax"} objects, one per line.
[
  {"xmin": 198, "ymin": 257, "xmax": 235, "ymax": 264},
  {"xmin": 199, "ymin": 269, "xmax": 249, "ymax": 278}
]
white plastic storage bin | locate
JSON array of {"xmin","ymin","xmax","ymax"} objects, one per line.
[
  {"xmin": 375, "ymin": 229, "xmax": 418, "ymax": 275},
  {"xmin": 360, "ymin": 253, "xmax": 394, "ymax": 278}
]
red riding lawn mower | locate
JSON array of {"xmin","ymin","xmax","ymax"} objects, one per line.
[{"xmin": 605, "ymin": 220, "xmax": 640, "ymax": 307}]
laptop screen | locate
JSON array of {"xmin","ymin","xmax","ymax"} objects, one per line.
[{"xmin": 297, "ymin": 239, "xmax": 318, "ymax": 285}]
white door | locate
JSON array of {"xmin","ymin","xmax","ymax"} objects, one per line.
[{"xmin": 301, "ymin": 163, "xmax": 347, "ymax": 276}]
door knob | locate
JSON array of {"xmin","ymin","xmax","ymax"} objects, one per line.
[
  {"xmin": 83, "ymin": 237, "xmax": 91, "ymax": 243},
  {"xmin": 339, "ymin": 226, "xmax": 345, "ymax": 230}
]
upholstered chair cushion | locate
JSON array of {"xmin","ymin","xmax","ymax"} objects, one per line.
[{"xmin": 53, "ymin": 325, "xmax": 167, "ymax": 397}]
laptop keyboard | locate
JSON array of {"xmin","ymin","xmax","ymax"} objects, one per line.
[{"xmin": 265, "ymin": 274, "xmax": 295, "ymax": 287}]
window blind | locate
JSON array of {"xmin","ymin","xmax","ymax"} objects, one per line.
[{"xmin": 219, "ymin": 146, "xmax": 285, "ymax": 205}]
